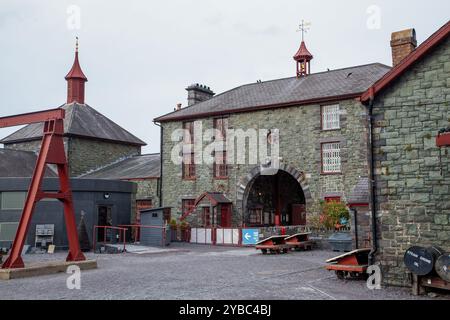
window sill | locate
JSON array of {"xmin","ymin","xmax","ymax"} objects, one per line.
[
  {"xmin": 320, "ymin": 172, "xmax": 342, "ymax": 176},
  {"xmin": 321, "ymin": 128, "xmax": 341, "ymax": 132}
]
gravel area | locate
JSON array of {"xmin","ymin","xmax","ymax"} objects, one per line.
[{"xmin": 1, "ymin": 244, "xmax": 448, "ymax": 300}]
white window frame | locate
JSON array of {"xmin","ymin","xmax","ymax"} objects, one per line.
[
  {"xmin": 322, "ymin": 142, "xmax": 341, "ymax": 173},
  {"xmin": 322, "ymin": 104, "xmax": 340, "ymax": 130}
]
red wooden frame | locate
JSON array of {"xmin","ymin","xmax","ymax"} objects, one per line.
[
  {"xmin": 182, "ymin": 121, "xmax": 196, "ymax": 180},
  {"xmin": 0, "ymin": 108, "xmax": 85, "ymax": 269},
  {"xmin": 213, "ymin": 117, "xmax": 229, "ymax": 179},
  {"xmin": 437, "ymin": 133, "xmax": 450, "ymax": 147}
]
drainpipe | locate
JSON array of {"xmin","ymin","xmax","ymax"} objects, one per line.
[
  {"xmin": 153, "ymin": 121, "xmax": 163, "ymax": 207},
  {"xmin": 367, "ymin": 97, "xmax": 378, "ymax": 265}
]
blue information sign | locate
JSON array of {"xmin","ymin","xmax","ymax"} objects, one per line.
[{"xmin": 242, "ymin": 229, "xmax": 259, "ymax": 245}]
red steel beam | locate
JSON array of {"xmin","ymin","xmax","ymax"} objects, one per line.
[
  {"xmin": 0, "ymin": 108, "xmax": 64, "ymax": 128},
  {"xmin": 1, "ymin": 109, "xmax": 85, "ymax": 269}
]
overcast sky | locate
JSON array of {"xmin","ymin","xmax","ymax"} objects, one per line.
[{"xmin": 0, "ymin": 0, "xmax": 448, "ymax": 153}]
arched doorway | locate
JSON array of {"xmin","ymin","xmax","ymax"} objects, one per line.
[{"xmin": 236, "ymin": 164, "xmax": 312, "ymax": 227}]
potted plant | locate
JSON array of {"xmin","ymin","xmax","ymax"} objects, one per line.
[
  {"xmin": 180, "ymin": 220, "xmax": 190, "ymax": 242},
  {"xmin": 321, "ymin": 200, "xmax": 352, "ymax": 252},
  {"xmin": 169, "ymin": 218, "xmax": 178, "ymax": 242}
]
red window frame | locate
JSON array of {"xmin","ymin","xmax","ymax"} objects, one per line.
[
  {"xmin": 182, "ymin": 199, "xmax": 195, "ymax": 216},
  {"xmin": 213, "ymin": 117, "xmax": 229, "ymax": 179},
  {"xmin": 213, "ymin": 150, "xmax": 228, "ymax": 179},
  {"xmin": 324, "ymin": 196, "xmax": 341, "ymax": 203},
  {"xmin": 182, "ymin": 121, "xmax": 196, "ymax": 179}
]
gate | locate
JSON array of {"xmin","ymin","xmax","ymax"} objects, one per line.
[{"xmin": 190, "ymin": 228, "xmax": 242, "ymax": 246}]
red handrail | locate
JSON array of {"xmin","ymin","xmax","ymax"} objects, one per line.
[{"xmin": 93, "ymin": 225, "xmax": 128, "ymax": 253}]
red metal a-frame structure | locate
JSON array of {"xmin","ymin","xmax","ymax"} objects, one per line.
[{"xmin": 0, "ymin": 108, "xmax": 85, "ymax": 269}]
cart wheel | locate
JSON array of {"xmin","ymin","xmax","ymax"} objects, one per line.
[
  {"xmin": 283, "ymin": 248, "xmax": 288, "ymax": 254},
  {"xmin": 336, "ymin": 271, "xmax": 345, "ymax": 280},
  {"xmin": 270, "ymin": 249, "xmax": 276, "ymax": 254},
  {"xmin": 261, "ymin": 249, "xmax": 267, "ymax": 255}
]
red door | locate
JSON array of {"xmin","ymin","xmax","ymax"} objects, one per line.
[
  {"xmin": 292, "ymin": 204, "xmax": 306, "ymax": 226},
  {"xmin": 220, "ymin": 204, "xmax": 232, "ymax": 228}
]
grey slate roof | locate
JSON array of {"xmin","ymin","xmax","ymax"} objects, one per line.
[
  {"xmin": 1, "ymin": 103, "xmax": 146, "ymax": 146},
  {"xmin": 0, "ymin": 149, "xmax": 57, "ymax": 178},
  {"xmin": 347, "ymin": 177, "xmax": 369, "ymax": 205},
  {"xmin": 155, "ymin": 63, "xmax": 391, "ymax": 122},
  {"xmin": 81, "ymin": 153, "xmax": 160, "ymax": 180}
]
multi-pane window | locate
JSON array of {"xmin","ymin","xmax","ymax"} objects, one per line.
[
  {"xmin": 325, "ymin": 196, "xmax": 341, "ymax": 203},
  {"xmin": 213, "ymin": 117, "xmax": 228, "ymax": 178},
  {"xmin": 248, "ymin": 208, "xmax": 263, "ymax": 226},
  {"xmin": 214, "ymin": 151, "xmax": 228, "ymax": 178},
  {"xmin": 322, "ymin": 142, "xmax": 341, "ymax": 173},
  {"xmin": 0, "ymin": 192, "xmax": 26, "ymax": 210},
  {"xmin": 182, "ymin": 199, "xmax": 195, "ymax": 216},
  {"xmin": 322, "ymin": 104, "xmax": 340, "ymax": 130},
  {"xmin": 182, "ymin": 121, "xmax": 195, "ymax": 179}
]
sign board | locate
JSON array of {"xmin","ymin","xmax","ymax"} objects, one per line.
[{"xmin": 242, "ymin": 229, "xmax": 259, "ymax": 245}]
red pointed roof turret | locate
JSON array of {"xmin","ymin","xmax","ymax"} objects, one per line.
[
  {"xmin": 65, "ymin": 38, "xmax": 88, "ymax": 104},
  {"xmin": 65, "ymin": 38, "xmax": 87, "ymax": 81},
  {"xmin": 293, "ymin": 41, "xmax": 313, "ymax": 61}
]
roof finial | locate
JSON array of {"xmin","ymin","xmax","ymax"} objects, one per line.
[
  {"xmin": 297, "ymin": 20, "xmax": 311, "ymax": 42},
  {"xmin": 75, "ymin": 36, "xmax": 79, "ymax": 53}
]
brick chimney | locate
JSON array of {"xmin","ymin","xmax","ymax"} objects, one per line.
[
  {"xmin": 391, "ymin": 28, "xmax": 417, "ymax": 67},
  {"xmin": 186, "ymin": 84, "xmax": 215, "ymax": 106}
]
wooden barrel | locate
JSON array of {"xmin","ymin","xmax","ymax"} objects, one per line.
[
  {"xmin": 404, "ymin": 246, "xmax": 443, "ymax": 276},
  {"xmin": 435, "ymin": 253, "xmax": 450, "ymax": 282}
]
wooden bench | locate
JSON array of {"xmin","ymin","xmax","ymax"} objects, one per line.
[
  {"xmin": 325, "ymin": 248, "xmax": 371, "ymax": 279},
  {"xmin": 284, "ymin": 232, "xmax": 313, "ymax": 251},
  {"xmin": 256, "ymin": 235, "xmax": 289, "ymax": 254}
]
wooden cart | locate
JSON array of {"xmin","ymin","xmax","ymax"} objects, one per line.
[
  {"xmin": 285, "ymin": 232, "xmax": 313, "ymax": 251},
  {"xmin": 256, "ymin": 235, "xmax": 289, "ymax": 254},
  {"xmin": 325, "ymin": 248, "xmax": 371, "ymax": 279}
]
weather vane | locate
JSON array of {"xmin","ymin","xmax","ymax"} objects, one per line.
[
  {"xmin": 297, "ymin": 20, "xmax": 311, "ymax": 41},
  {"xmin": 76, "ymin": 36, "xmax": 79, "ymax": 52}
]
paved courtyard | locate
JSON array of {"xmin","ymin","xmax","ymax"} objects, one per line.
[{"xmin": 0, "ymin": 244, "xmax": 448, "ymax": 300}]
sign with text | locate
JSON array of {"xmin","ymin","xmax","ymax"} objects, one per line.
[{"xmin": 242, "ymin": 229, "xmax": 259, "ymax": 245}]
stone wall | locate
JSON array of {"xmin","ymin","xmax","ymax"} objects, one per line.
[
  {"xmin": 68, "ymin": 137, "xmax": 141, "ymax": 177},
  {"xmin": 4, "ymin": 138, "xmax": 69, "ymax": 155},
  {"xmin": 161, "ymin": 98, "xmax": 370, "ymax": 223},
  {"xmin": 4, "ymin": 137, "xmax": 142, "ymax": 178},
  {"xmin": 372, "ymin": 36, "xmax": 450, "ymax": 286},
  {"xmin": 135, "ymin": 179, "xmax": 159, "ymax": 207}
]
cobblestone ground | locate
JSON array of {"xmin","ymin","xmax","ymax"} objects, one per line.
[{"xmin": 0, "ymin": 244, "xmax": 448, "ymax": 300}]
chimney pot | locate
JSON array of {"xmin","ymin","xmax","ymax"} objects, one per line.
[
  {"xmin": 391, "ymin": 28, "xmax": 417, "ymax": 67},
  {"xmin": 177, "ymin": 103, "xmax": 182, "ymax": 110}
]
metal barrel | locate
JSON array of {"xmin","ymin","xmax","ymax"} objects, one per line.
[
  {"xmin": 435, "ymin": 253, "xmax": 450, "ymax": 282},
  {"xmin": 404, "ymin": 246, "xmax": 444, "ymax": 276}
]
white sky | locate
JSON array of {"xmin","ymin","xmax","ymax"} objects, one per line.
[{"xmin": 0, "ymin": 0, "xmax": 449, "ymax": 153}]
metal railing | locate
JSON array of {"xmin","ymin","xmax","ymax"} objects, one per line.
[
  {"xmin": 92, "ymin": 225, "xmax": 128, "ymax": 253},
  {"xmin": 118, "ymin": 224, "xmax": 167, "ymax": 247}
]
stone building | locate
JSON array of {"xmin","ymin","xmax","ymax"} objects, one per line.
[
  {"xmin": 0, "ymin": 43, "xmax": 160, "ymax": 248},
  {"xmin": 154, "ymin": 36, "xmax": 390, "ymax": 233},
  {"xmin": 361, "ymin": 21, "xmax": 450, "ymax": 286}
]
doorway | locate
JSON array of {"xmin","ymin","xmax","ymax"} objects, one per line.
[
  {"xmin": 97, "ymin": 205, "xmax": 112, "ymax": 242},
  {"xmin": 244, "ymin": 170, "xmax": 305, "ymax": 227}
]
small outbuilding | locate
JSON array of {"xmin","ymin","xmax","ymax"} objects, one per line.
[{"xmin": 139, "ymin": 207, "xmax": 171, "ymax": 247}]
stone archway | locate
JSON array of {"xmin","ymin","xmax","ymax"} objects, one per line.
[{"xmin": 236, "ymin": 164, "xmax": 312, "ymax": 225}]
